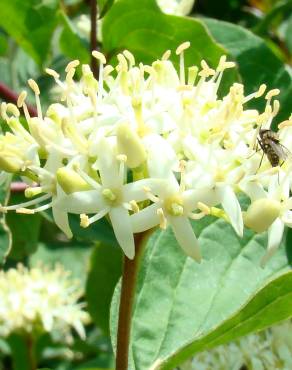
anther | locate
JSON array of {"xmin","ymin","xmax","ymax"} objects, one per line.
[
  {"xmin": 157, "ymin": 208, "xmax": 167, "ymax": 229},
  {"xmin": 130, "ymin": 200, "xmax": 139, "ymax": 213},
  {"xmin": 45, "ymin": 68, "xmax": 60, "ymax": 79},
  {"xmin": 28, "ymin": 79, "xmax": 40, "ymax": 95},
  {"xmin": 65, "ymin": 60, "xmax": 80, "ymax": 73},
  {"xmin": 161, "ymin": 50, "xmax": 171, "ymax": 60},
  {"xmin": 17, "ymin": 91, "xmax": 27, "ymax": 108},
  {"xmin": 176, "ymin": 41, "xmax": 191, "ymax": 55},
  {"xmin": 80, "ymin": 214, "xmax": 90, "ymax": 228},
  {"xmin": 265, "ymin": 89, "xmax": 280, "ymax": 100},
  {"xmin": 92, "ymin": 50, "xmax": 106, "ymax": 64}
]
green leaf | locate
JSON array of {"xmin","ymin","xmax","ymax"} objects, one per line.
[
  {"xmin": 0, "ymin": 0, "xmax": 60, "ymax": 65},
  {"xmin": 59, "ymin": 13, "xmax": 90, "ymax": 64},
  {"xmin": 0, "ymin": 176, "xmax": 12, "ymax": 264},
  {"xmin": 99, "ymin": 0, "xmax": 115, "ymax": 19},
  {"xmin": 203, "ymin": 18, "xmax": 292, "ymax": 124},
  {"xmin": 102, "ymin": 0, "xmax": 238, "ymax": 93},
  {"xmin": 86, "ymin": 243, "xmax": 122, "ymax": 333},
  {"xmin": 284, "ymin": 13, "xmax": 292, "ymax": 54},
  {"xmin": 110, "ymin": 217, "xmax": 291, "ymax": 369},
  {"xmin": 6, "ymin": 193, "xmax": 41, "ymax": 260}
]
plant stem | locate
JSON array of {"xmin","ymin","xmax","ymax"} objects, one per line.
[
  {"xmin": 90, "ymin": 0, "xmax": 98, "ymax": 78},
  {"xmin": 26, "ymin": 335, "xmax": 37, "ymax": 370},
  {"xmin": 0, "ymin": 82, "xmax": 37, "ymax": 117},
  {"xmin": 115, "ymin": 232, "xmax": 146, "ymax": 370}
]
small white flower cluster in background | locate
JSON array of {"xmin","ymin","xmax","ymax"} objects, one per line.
[
  {"xmin": 157, "ymin": 0, "xmax": 195, "ymax": 15},
  {"xmin": 184, "ymin": 321, "xmax": 292, "ymax": 370},
  {"xmin": 0, "ymin": 42, "xmax": 292, "ymax": 264},
  {"xmin": 0, "ymin": 264, "xmax": 90, "ymax": 342}
]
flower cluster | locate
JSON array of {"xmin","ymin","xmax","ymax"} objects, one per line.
[
  {"xmin": 188, "ymin": 320, "xmax": 292, "ymax": 370},
  {"xmin": 0, "ymin": 264, "xmax": 90, "ymax": 341},
  {"xmin": 0, "ymin": 42, "xmax": 292, "ymax": 264}
]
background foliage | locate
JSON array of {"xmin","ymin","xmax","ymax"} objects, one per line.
[{"xmin": 0, "ymin": 0, "xmax": 292, "ymax": 369}]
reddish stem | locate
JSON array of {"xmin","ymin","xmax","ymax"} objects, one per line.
[
  {"xmin": 0, "ymin": 82, "xmax": 37, "ymax": 117},
  {"xmin": 90, "ymin": 0, "xmax": 98, "ymax": 78}
]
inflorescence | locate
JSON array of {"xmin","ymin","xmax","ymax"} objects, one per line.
[{"xmin": 1, "ymin": 42, "xmax": 292, "ymax": 265}]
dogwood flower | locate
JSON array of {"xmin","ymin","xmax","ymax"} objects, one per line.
[
  {"xmin": 0, "ymin": 264, "xmax": 90, "ymax": 342},
  {"xmin": 0, "ymin": 42, "xmax": 291, "ymax": 266}
]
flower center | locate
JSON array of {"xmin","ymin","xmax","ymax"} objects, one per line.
[
  {"xmin": 102, "ymin": 188, "xmax": 121, "ymax": 206},
  {"xmin": 164, "ymin": 195, "xmax": 184, "ymax": 216}
]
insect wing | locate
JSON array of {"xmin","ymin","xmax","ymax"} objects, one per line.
[{"xmin": 269, "ymin": 140, "xmax": 291, "ymax": 161}]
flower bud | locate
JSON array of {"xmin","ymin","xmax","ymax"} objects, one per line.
[
  {"xmin": 0, "ymin": 155, "xmax": 22, "ymax": 173},
  {"xmin": 116, "ymin": 122, "xmax": 146, "ymax": 168},
  {"xmin": 56, "ymin": 167, "xmax": 91, "ymax": 194},
  {"xmin": 243, "ymin": 199, "xmax": 281, "ymax": 233}
]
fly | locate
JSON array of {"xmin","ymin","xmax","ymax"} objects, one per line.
[{"xmin": 257, "ymin": 129, "xmax": 289, "ymax": 169}]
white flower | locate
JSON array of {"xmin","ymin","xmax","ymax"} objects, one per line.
[
  {"xmin": 0, "ymin": 42, "xmax": 291, "ymax": 265},
  {"xmin": 157, "ymin": 0, "xmax": 195, "ymax": 15},
  {"xmin": 0, "ymin": 264, "xmax": 90, "ymax": 341}
]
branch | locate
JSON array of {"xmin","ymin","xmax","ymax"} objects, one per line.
[{"xmin": 0, "ymin": 82, "xmax": 37, "ymax": 117}]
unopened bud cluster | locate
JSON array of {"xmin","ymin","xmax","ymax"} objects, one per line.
[
  {"xmin": 0, "ymin": 264, "xmax": 90, "ymax": 341},
  {"xmin": 1, "ymin": 42, "xmax": 292, "ymax": 265}
]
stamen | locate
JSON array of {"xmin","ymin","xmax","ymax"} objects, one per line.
[
  {"xmin": 92, "ymin": 50, "xmax": 106, "ymax": 101},
  {"xmin": 129, "ymin": 200, "xmax": 139, "ymax": 213},
  {"xmin": 16, "ymin": 202, "xmax": 52, "ymax": 214},
  {"xmin": 6, "ymin": 103, "xmax": 20, "ymax": 118},
  {"xmin": 73, "ymin": 165, "xmax": 101, "ymax": 190},
  {"xmin": 45, "ymin": 68, "xmax": 60, "ymax": 79},
  {"xmin": 80, "ymin": 214, "xmax": 90, "ymax": 228},
  {"xmin": 1, "ymin": 194, "xmax": 50, "ymax": 211},
  {"xmin": 65, "ymin": 60, "xmax": 80, "ymax": 73},
  {"xmin": 123, "ymin": 50, "xmax": 135, "ymax": 67},
  {"xmin": 24, "ymin": 187, "xmax": 43, "ymax": 198},
  {"xmin": 157, "ymin": 208, "xmax": 167, "ymax": 229},
  {"xmin": 161, "ymin": 50, "xmax": 171, "ymax": 60},
  {"xmin": 244, "ymin": 84, "xmax": 267, "ymax": 103},
  {"xmin": 187, "ymin": 66, "xmax": 198, "ymax": 86},
  {"xmin": 188, "ymin": 211, "xmax": 206, "ymax": 220},
  {"xmin": 28, "ymin": 79, "xmax": 42, "ymax": 120},
  {"xmin": 81, "ymin": 208, "xmax": 109, "ymax": 227},
  {"xmin": 17, "ymin": 91, "xmax": 27, "ymax": 108},
  {"xmin": 143, "ymin": 186, "xmax": 160, "ymax": 203},
  {"xmin": 265, "ymin": 89, "xmax": 280, "ymax": 101},
  {"xmin": 117, "ymin": 154, "xmax": 127, "ymax": 184},
  {"xmin": 176, "ymin": 41, "xmax": 190, "ymax": 85},
  {"xmin": 92, "ymin": 50, "xmax": 106, "ymax": 65},
  {"xmin": 179, "ymin": 160, "xmax": 186, "ymax": 192},
  {"xmin": 197, "ymin": 202, "xmax": 211, "ymax": 215}
]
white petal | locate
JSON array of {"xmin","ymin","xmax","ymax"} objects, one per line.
[
  {"xmin": 143, "ymin": 134, "xmax": 178, "ymax": 179},
  {"xmin": 168, "ymin": 215, "xmax": 201, "ymax": 262},
  {"xmin": 183, "ymin": 187, "xmax": 220, "ymax": 212},
  {"xmin": 122, "ymin": 179, "xmax": 167, "ymax": 202},
  {"xmin": 261, "ymin": 218, "xmax": 284, "ymax": 267},
  {"xmin": 219, "ymin": 185, "xmax": 243, "ymax": 237},
  {"xmin": 96, "ymin": 137, "xmax": 121, "ymax": 188},
  {"xmin": 109, "ymin": 207, "xmax": 135, "ymax": 259},
  {"xmin": 240, "ymin": 181, "xmax": 267, "ymax": 201},
  {"xmin": 54, "ymin": 190, "xmax": 105, "ymax": 214},
  {"xmin": 131, "ymin": 203, "xmax": 160, "ymax": 233},
  {"xmin": 52, "ymin": 207, "xmax": 72, "ymax": 238}
]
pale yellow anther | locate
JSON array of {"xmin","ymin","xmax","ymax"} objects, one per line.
[
  {"xmin": 92, "ymin": 50, "xmax": 106, "ymax": 64},
  {"xmin": 65, "ymin": 60, "xmax": 80, "ymax": 73},
  {"xmin": 255, "ymin": 84, "xmax": 267, "ymax": 98},
  {"xmin": 66, "ymin": 68, "xmax": 76, "ymax": 81},
  {"xmin": 16, "ymin": 208, "xmax": 35, "ymax": 214},
  {"xmin": 25, "ymin": 187, "xmax": 43, "ymax": 198},
  {"xmin": 117, "ymin": 54, "xmax": 128, "ymax": 70},
  {"xmin": 199, "ymin": 60, "xmax": 215, "ymax": 77},
  {"xmin": 28, "ymin": 79, "xmax": 40, "ymax": 95},
  {"xmin": 266, "ymin": 89, "xmax": 280, "ymax": 100},
  {"xmin": 157, "ymin": 208, "xmax": 167, "ymax": 229},
  {"xmin": 143, "ymin": 186, "xmax": 151, "ymax": 193},
  {"xmin": 116, "ymin": 154, "xmax": 127, "ymax": 162},
  {"xmin": 272, "ymin": 100, "xmax": 280, "ymax": 116},
  {"xmin": 176, "ymin": 41, "xmax": 191, "ymax": 55},
  {"xmin": 197, "ymin": 202, "xmax": 210, "ymax": 215},
  {"xmin": 278, "ymin": 120, "xmax": 292, "ymax": 129},
  {"xmin": 6, "ymin": 103, "xmax": 20, "ymax": 117},
  {"xmin": 82, "ymin": 64, "xmax": 92, "ymax": 76},
  {"xmin": 0, "ymin": 102, "xmax": 7, "ymax": 120},
  {"xmin": 217, "ymin": 55, "xmax": 236, "ymax": 71},
  {"xmin": 45, "ymin": 68, "xmax": 60, "ymax": 79},
  {"xmin": 80, "ymin": 214, "xmax": 90, "ymax": 228},
  {"xmin": 188, "ymin": 66, "xmax": 198, "ymax": 85},
  {"xmin": 161, "ymin": 50, "xmax": 171, "ymax": 60},
  {"xmin": 123, "ymin": 50, "xmax": 135, "ymax": 66},
  {"xmin": 130, "ymin": 200, "xmax": 139, "ymax": 213},
  {"xmin": 103, "ymin": 65, "xmax": 114, "ymax": 77},
  {"xmin": 17, "ymin": 91, "xmax": 27, "ymax": 108}
]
